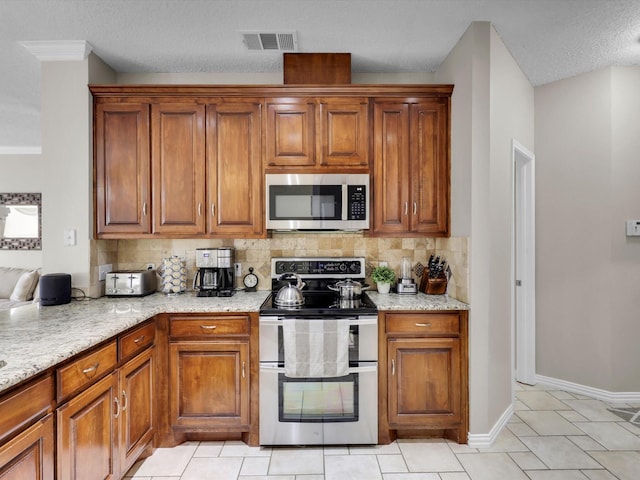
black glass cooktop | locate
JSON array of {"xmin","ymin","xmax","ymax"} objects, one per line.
[{"xmin": 260, "ymin": 291, "xmax": 377, "ymax": 316}]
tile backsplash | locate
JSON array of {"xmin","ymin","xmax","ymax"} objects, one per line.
[{"xmin": 95, "ymin": 234, "xmax": 468, "ymax": 302}]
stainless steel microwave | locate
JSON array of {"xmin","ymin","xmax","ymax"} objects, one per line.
[{"xmin": 265, "ymin": 173, "xmax": 370, "ymax": 231}]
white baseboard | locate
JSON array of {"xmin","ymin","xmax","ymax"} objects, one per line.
[
  {"xmin": 536, "ymin": 375, "xmax": 640, "ymax": 404},
  {"xmin": 0, "ymin": 146, "xmax": 42, "ymax": 155},
  {"xmin": 467, "ymin": 402, "xmax": 514, "ymax": 449}
]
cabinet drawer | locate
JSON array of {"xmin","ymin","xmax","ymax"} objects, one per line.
[
  {"xmin": 170, "ymin": 315, "xmax": 250, "ymax": 338},
  {"xmin": 119, "ymin": 321, "xmax": 155, "ymax": 361},
  {"xmin": 56, "ymin": 341, "xmax": 117, "ymax": 401},
  {"xmin": 0, "ymin": 375, "xmax": 54, "ymax": 443},
  {"xmin": 386, "ymin": 313, "xmax": 460, "ymax": 335}
]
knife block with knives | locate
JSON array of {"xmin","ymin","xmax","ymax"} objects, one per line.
[{"xmin": 420, "ymin": 255, "xmax": 449, "ymax": 295}]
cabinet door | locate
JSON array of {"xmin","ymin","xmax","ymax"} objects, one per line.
[
  {"xmin": 0, "ymin": 414, "xmax": 54, "ymax": 480},
  {"xmin": 95, "ymin": 103, "xmax": 150, "ymax": 236},
  {"xmin": 57, "ymin": 373, "xmax": 118, "ymax": 480},
  {"xmin": 372, "ymin": 102, "xmax": 410, "ymax": 234},
  {"xmin": 169, "ymin": 341, "xmax": 249, "ymax": 429},
  {"xmin": 388, "ymin": 338, "xmax": 460, "ymax": 427},
  {"xmin": 206, "ymin": 101, "xmax": 263, "ymax": 236},
  {"xmin": 410, "ymin": 100, "xmax": 450, "ymax": 235},
  {"xmin": 152, "ymin": 103, "xmax": 206, "ymax": 235},
  {"xmin": 266, "ymin": 100, "xmax": 315, "ymax": 167},
  {"xmin": 119, "ymin": 347, "xmax": 154, "ymax": 475},
  {"xmin": 318, "ymin": 99, "xmax": 369, "ymax": 167}
]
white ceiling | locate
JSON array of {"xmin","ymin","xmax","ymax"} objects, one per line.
[{"xmin": 1, "ymin": 0, "xmax": 640, "ymax": 149}]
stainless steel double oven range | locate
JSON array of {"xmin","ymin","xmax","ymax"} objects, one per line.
[{"xmin": 259, "ymin": 257, "xmax": 378, "ymax": 446}]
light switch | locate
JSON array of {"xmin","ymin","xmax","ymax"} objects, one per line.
[
  {"xmin": 626, "ymin": 220, "xmax": 640, "ymax": 237},
  {"xmin": 63, "ymin": 228, "xmax": 76, "ymax": 246}
]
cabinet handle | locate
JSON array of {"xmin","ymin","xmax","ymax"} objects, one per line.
[
  {"xmin": 242, "ymin": 361, "xmax": 246, "ymax": 379},
  {"xmin": 413, "ymin": 202, "xmax": 417, "ymax": 215},
  {"xmin": 404, "ymin": 202, "xmax": 408, "ymax": 216},
  {"xmin": 200, "ymin": 325, "xmax": 217, "ymax": 332},
  {"xmin": 415, "ymin": 323, "xmax": 432, "ymax": 327},
  {"xmin": 211, "ymin": 203, "xmax": 215, "ymax": 217},
  {"xmin": 114, "ymin": 397, "xmax": 120, "ymax": 419},
  {"xmin": 391, "ymin": 359, "xmax": 395, "ymax": 376},
  {"xmin": 133, "ymin": 335, "xmax": 145, "ymax": 344},
  {"xmin": 142, "ymin": 202, "xmax": 147, "ymax": 216},
  {"xmin": 82, "ymin": 363, "xmax": 99, "ymax": 376},
  {"xmin": 198, "ymin": 203, "xmax": 202, "ymax": 216},
  {"xmin": 121, "ymin": 390, "xmax": 128, "ymax": 411}
]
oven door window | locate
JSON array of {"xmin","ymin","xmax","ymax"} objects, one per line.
[
  {"xmin": 269, "ymin": 185, "xmax": 342, "ymax": 220},
  {"xmin": 278, "ymin": 373, "xmax": 359, "ymax": 423}
]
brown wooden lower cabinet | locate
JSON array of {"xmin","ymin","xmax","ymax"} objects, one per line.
[
  {"xmin": 0, "ymin": 414, "xmax": 54, "ymax": 480},
  {"xmin": 57, "ymin": 372, "xmax": 119, "ymax": 480},
  {"xmin": 161, "ymin": 313, "xmax": 258, "ymax": 446},
  {"xmin": 379, "ymin": 310, "xmax": 468, "ymax": 444}
]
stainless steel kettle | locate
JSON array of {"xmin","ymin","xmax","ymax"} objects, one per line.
[{"xmin": 274, "ymin": 273, "xmax": 306, "ymax": 306}]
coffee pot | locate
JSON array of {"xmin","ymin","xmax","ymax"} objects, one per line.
[{"xmin": 193, "ymin": 247, "xmax": 236, "ymax": 297}]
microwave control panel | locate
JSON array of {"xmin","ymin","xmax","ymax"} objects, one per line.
[{"xmin": 347, "ymin": 185, "xmax": 367, "ymax": 220}]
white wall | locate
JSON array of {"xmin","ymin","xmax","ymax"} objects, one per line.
[
  {"xmin": 536, "ymin": 67, "xmax": 640, "ymax": 392},
  {"xmin": 0, "ymin": 153, "xmax": 44, "ymax": 269},
  {"xmin": 436, "ymin": 22, "xmax": 534, "ymax": 436},
  {"xmin": 40, "ymin": 53, "xmax": 115, "ymax": 295}
]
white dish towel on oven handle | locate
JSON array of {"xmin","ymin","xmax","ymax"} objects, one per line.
[{"xmin": 283, "ymin": 318, "xmax": 350, "ymax": 378}]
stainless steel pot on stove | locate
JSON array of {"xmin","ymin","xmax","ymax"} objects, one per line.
[
  {"xmin": 274, "ymin": 273, "xmax": 306, "ymax": 306},
  {"xmin": 328, "ymin": 278, "xmax": 370, "ymax": 299}
]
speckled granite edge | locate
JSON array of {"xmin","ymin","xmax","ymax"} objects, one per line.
[{"xmin": 0, "ymin": 290, "xmax": 468, "ymax": 394}]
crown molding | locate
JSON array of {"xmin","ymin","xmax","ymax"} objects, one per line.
[{"xmin": 19, "ymin": 40, "xmax": 93, "ymax": 62}]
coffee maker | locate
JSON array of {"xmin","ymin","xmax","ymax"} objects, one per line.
[{"xmin": 193, "ymin": 247, "xmax": 236, "ymax": 297}]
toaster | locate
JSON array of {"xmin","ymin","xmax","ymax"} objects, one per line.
[{"xmin": 105, "ymin": 270, "xmax": 157, "ymax": 297}]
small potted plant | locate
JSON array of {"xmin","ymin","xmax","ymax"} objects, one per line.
[{"xmin": 371, "ymin": 265, "xmax": 396, "ymax": 294}]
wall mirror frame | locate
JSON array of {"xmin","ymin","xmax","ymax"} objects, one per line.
[{"xmin": 0, "ymin": 193, "xmax": 42, "ymax": 250}]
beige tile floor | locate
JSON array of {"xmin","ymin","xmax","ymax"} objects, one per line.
[{"xmin": 125, "ymin": 382, "xmax": 640, "ymax": 480}]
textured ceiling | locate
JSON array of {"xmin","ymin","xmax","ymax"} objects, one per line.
[{"xmin": 1, "ymin": 0, "xmax": 640, "ymax": 149}]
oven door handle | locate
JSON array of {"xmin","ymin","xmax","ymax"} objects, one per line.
[
  {"xmin": 259, "ymin": 316, "xmax": 377, "ymax": 327},
  {"xmin": 259, "ymin": 363, "xmax": 377, "ymax": 374}
]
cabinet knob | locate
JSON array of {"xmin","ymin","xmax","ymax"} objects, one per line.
[
  {"xmin": 404, "ymin": 202, "xmax": 408, "ymax": 216},
  {"xmin": 114, "ymin": 396, "xmax": 121, "ymax": 419},
  {"xmin": 198, "ymin": 203, "xmax": 202, "ymax": 216},
  {"xmin": 200, "ymin": 325, "xmax": 217, "ymax": 332},
  {"xmin": 142, "ymin": 202, "xmax": 147, "ymax": 216},
  {"xmin": 242, "ymin": 361, "xmax": 246, "ymax": 379},
  {"xmin": 121, "ymin": 390, "xmax": 128, "ymax": 411},
  {"xmin": 211, "ymin": 203, "xmax": 216, "ymax": 217},
  {"xmin": 391, "ymin": 359, "xmax": 395, "ymax": 376},
  {"xmin": 415, "ymin": 323, "xmax": 432, "ymax": 327},
  {"xmin": 413, "ymin": 202, "xmax": 417, "ymax": 215}
]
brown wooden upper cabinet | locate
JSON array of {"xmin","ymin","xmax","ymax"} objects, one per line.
[
  {"xmin": 206, "ymin": 100, "xmax": 264, "ymax": 237},
  {"xmin": 94, "ymin": 103, "xmax": 151, "ymax": 236},
  {"xmin": 265, "ymin": 97, "xmax": 369, "ymax": 170},
  {"xmin": 372, "ymin": 97, "xmax": 451, "ymax": 236},
  {"xmin": 91, "ymin": 84, "xmax": 451, "ymax": 239},
  {"xmin": 152, "ymin": 103, "xmax": 206, "ymax": 235}
]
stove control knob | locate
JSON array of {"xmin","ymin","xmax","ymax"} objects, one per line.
[
  {"xmin": 339, "ymin": 263, "xmax": 347, "ymax": 271},
  {"xmin": 349, "ymin": 262, "xmax": 359, "ymax": 273}
]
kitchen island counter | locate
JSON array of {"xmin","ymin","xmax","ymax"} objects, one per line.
[{"xmin": 0, "ymin": 291, "xmax": 270, "ymax": 393}]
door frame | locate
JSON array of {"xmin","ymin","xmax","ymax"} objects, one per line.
[{"xmin": 512, "ymin": 139, "xmax": 536, "ymax": 386}]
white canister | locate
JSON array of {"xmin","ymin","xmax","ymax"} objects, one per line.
[{"xmin": 159, "ymin": 256, "xmax": 187, "ymax": 295}]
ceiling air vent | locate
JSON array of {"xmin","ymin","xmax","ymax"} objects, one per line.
[{"xmin": 240, "ymin": 31, "xmax": 298, "ymax": 52}]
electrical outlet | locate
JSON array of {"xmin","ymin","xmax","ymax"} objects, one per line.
[
  {"xmin": 98, "ymin": 264, "xmax": 112, "ymax": 281},
  {"xmin": 379, "ymin": 261, "xmax": 388, "ymax": 267},
  {"xmin": 146, "ymin": 263, "xmax": 156, "ymax": 270},
  {"xmin": 235, "ymin": 262, "xmax": 242, "ymax": 276}
]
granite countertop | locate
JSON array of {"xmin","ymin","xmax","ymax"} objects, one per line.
[
  {"xmin": 366, "ymin": 291, "xmax": 469, "ymax": 311},
  {"xmin": 0, "ymin": 290, "xmax": 468, "ymax": 395},
  {"xmin": 0, "ymin": 291, "xmax": 269, "ymax": 393}
]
